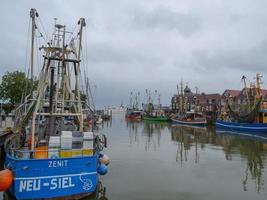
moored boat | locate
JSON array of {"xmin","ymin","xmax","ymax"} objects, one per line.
[
  {"xmin": 125, "ymin": 92, "xmax": 142, "ymax": 120},
  {"xmin": 216, "ymin": 120, "xmax": 267, "ymax": 133},
  {"xmin": 0, "ymin": 9, "xmax": 110, "ymax": 199},
  {"xmin": 171, "ymin": 117, "xmax": 207, "ymax": 126},
  {"xmin": 171, "ymin": 112, "xmax": 207, "ymax": 126},
  {"xmin": 125, "ymin": 110, "xmax": 142, "ymax": 120},
  {"xmin": 216, "ymin": 74, "xmax": 267, "ymax": 134},
  {"xmin": 142, "ymin": 90, "xmax": 169, "ymax": 122}
]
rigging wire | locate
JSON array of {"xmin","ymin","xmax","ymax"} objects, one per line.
[
  {"xmin": 36, "ymin": 36, "xmax": 41, "ymax": 76},
  {"xmin": 36, "ymin": 26, "xmax": 48, "ymax": 44},
  {"xmin": 24, "ymin": 17, "xmax": 31, "ymax": 79},
  {"xmin": 83, "ymin": 26, "xmax": 95, "ymax": 110},
  {"xmin": 80, "ymin": 44, "xmax": 86, "ymax": 99},
  {"xmin": 37, "ymin": 17, "xmax": 49, "ymax": 43},
  {"xmin": 66, "ymin": 23, "xmax": 78, "ymax": 46},
  {"xmin": 82, "ymin": 30, "xmax": 91, "ymax": 110},
  {"xmin": 21, "ymin": 17, "xmax": 31, "ymax": 103},
  {"xmin": 84, "ymin": 26, "xmax": 90, "ymax": 82}
]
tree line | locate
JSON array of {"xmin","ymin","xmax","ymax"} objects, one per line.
[{"xmin": 0, "ymin": 71, "xmax": 37, "ymax": 114}]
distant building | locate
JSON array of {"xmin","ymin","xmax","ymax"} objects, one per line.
[
  {"xmin": 171, "ymin": 86, "xmax": 221, "ymax": 113},
  {"xmin": 220, "ymin": 89, "xmax": 241, "ymax": 112},
  {"xmin": 197, "ymin": 93, "xmax": 221, "ymax": 112},
  {"xmin": 220, "ymin": 88, "xmax": 267, "ymax": 112}
]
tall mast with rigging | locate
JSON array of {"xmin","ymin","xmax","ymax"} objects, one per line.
[
  {"xmin": 30, "ymin": 8, "xmax": 38, "ymax": 80},
  {"xmin": 77, "ymin": 18, "xmax": 86, "ymax": 131}
]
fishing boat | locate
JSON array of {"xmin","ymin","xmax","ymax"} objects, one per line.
[
  {"xmin": 0, "ymin": 9, "xmax": 110, "ymax": 199},
  {"xmin": 125, "ymin": 92, "xmax": 142, "ymax": 120},
  {"xmin": 216, "ymin": 74, "xmax": 267, "ymax": 134},
  {"xmin": 125, "ymin": 110, "xmax": 142, "ymax": 120},
  {"xmin": 142, "ymin": 90, "xmax": 169, "ymax": 122},
  {"xmin": 171, "ymin": 112, "xmax": 207, "ymax": 126},
  {"xmin": 216, "ymin": 119, "xmax": 267, "ymax": 133}
]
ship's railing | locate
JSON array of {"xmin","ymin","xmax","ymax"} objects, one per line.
[{"xmin": 8, "ymin": 148, "xmax": 94, "ymax": 159}]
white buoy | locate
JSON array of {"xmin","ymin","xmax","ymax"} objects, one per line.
[{"xmin": 99, "ymin": 154, "xmax": 110, "ymax": 166}]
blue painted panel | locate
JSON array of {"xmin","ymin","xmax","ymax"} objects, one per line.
[{"xmin": 5, "ymin": 155, "xmax": 99, "ymax": 200}]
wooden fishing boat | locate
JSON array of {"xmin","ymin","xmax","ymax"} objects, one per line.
[
  {"xmin": 171, "ymin": 112, "xmax": 207, "ymax": 126},
  {"xmin": 0, "ymin": 9, "xmax": 109, "ymax": 199}
]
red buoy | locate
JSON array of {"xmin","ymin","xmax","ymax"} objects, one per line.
[{"xmin": 0, "ymin": 169, "xmax": 13, "ymax": 191}]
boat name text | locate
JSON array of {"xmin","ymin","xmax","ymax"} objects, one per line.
[
  {"xmin": 19, "ymin": 177, "xmax": 75, "ymax": 192},
  {"xmin": 48, "ymin": 160, "xmax": 68, "ymax": 168}
]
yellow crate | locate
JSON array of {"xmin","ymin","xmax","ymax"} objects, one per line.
[
  {"xmin": 34, "ymin": 146, "xmax": 48, "ymax": 159},
  {"xmin": 82, "ymin": 149, "xmax": 93, "ymax": 156},
  {"xmin": 72, "ymin": 149, "xmax": 82, "ymax": 157},
  {"xmin": 60, "ymin": 150, "xmax": 72, "ymax": 158}
]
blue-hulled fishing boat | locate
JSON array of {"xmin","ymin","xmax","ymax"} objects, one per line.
[
  {"xmin": 216, "ymin": 120, "xmax": 267, "ymax": 133},
  {"xmin": 0, "ymin": 9, "xmax": 109, "ymax": 199},
  {"xmin": 216, "ymin": 74, "xmax": 267, "ymax": 134}
]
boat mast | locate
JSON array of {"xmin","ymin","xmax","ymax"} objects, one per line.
[
  {"xmin": 177, "ymin": 84, "xmax": 179, "ymax": 96},
  {"xmin": 255, "ymin": 73, "xmax": 262, "ymax": 98},
  {"xmin": 180, "ymin": 80, "xmax": 184, "ymax": 114},
  {"xmin": 29, "ymin": 8, "xmax": 38, "ymax": 150},
  {"xmin": 241, "ymin": 75, "xmax": 251, "ymax": 111},
  {"xmin": 130, "ymin": 92, "xmax": 133, "ymax": 109},
  {"xmin": 135, "ymin": 92, "xmax": 140, "ymax": 110},
  {"xmin": 77, "ymin": 18, "xmax": 86, "ymax": 131},
  {"xmin": 158, "ymin": 94, "xmax": 161, "ymax": 111},
  {"xmin": 30, "ymin": 8, "xmax": 38, "ymax": 80}
]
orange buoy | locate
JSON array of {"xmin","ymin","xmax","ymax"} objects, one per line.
[{"xmin": 0, "ymin": 169, "xmax": 13, "ymax": 191}]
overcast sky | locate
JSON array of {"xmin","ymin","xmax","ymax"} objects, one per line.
[{"xmin": 1, "ymin": 0, "xmax": 267, "ymax": 108}]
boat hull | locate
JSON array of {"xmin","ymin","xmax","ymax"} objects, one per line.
[
  {"xmin": 126, "ymin": 115, "xmax": 142, "ymax": 120},
  {"xmin": 143, "ymin": 116, "xmax": 169, "ymax": 122},
  {"xmin": 4, "ymin": 154, "xmax": 98, "ymax": 200},
  {"xmin": 171, "ymin": 118, "xmax": 207, "ymax": 126},
  {"xmin": 216, "ymin": 120, "xmax": 267, "ymax": 133}
]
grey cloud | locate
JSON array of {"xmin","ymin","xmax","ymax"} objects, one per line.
[
  {"xmin": 191, "ymin": 41, "xmax": 267, "ymax": 73},
  {"xmin": 132, "ymin": 6, "xmax": 200, "ymax": 36},
  {"xmin": 88, "ymin": 42, "xmax": 163, "ymax": 65},
  {"xmin": 2, "ymin": 0, "xmax": 267, "ymax": 107}
]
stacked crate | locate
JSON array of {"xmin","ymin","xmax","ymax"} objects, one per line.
[
  {"xmin": 72, "ymin": 131, "xmax": 83, "ymax": 157},
  {"xmin": 83, "ymin": 132, "xmax": 94, "ymax": 156},
  {"xmin": 34, "ymin": 140, "xmax": 48, "ymax": 159},
  {"xmin": 48, "ymin": 136, "xmax": 60, "ymax": 159},
  {"xmin": 60, "ymin": 131, "xmax": 72, "ymax": 158}
]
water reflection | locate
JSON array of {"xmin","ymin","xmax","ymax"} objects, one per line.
[
  {"xmin": 84, "ymin": 181, "xmax": 108, "ymax": 200},
  {"xmin": 170, "ymin": 124, "xmax": 267, "ymax": 192},
  {"xmin": 142, "ymin": 121, "xmax": 170, "ymax": 151},
  {"xmin": 127, "ymin": 120, "xmax": 171, "ymax": 151},
  {"xmin": 217, "ymin": 133, "xmax": 266, "ymax": 192},
  {"xmin": 126, "ymin": 120, "xmax": 140, "ymax": 144}
]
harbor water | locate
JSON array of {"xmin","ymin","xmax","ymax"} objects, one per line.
[{"xmin": 1, "ymin": 112, "xmax": 267, "ymax": 199}]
